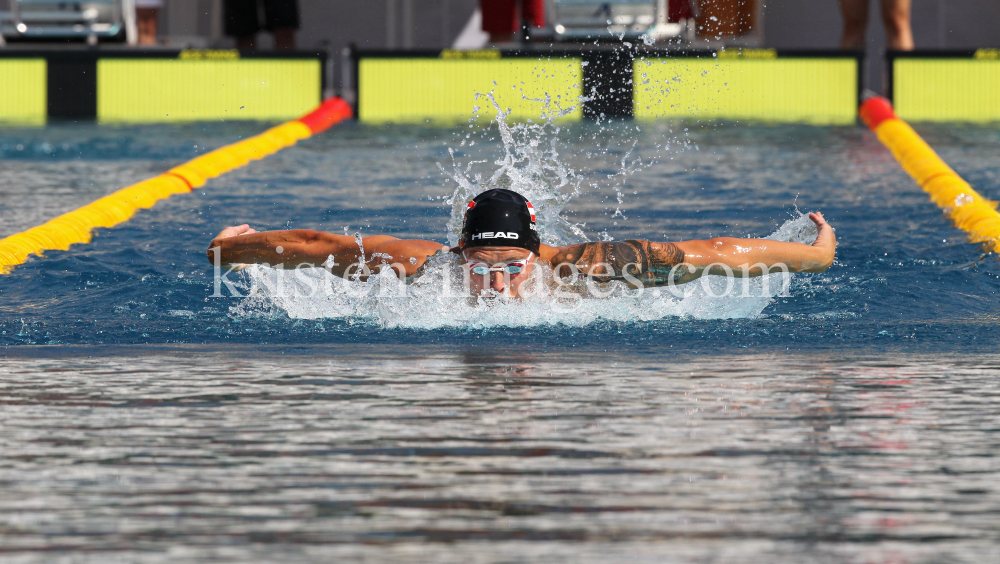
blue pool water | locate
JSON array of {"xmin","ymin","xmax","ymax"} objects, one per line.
[
  {"xmin": 2, "ymin": 119, "xmax": 998, "ymax": 351},
  {"xmin": 0, "ymin": 117, "xmax": 998, "ymax": 562}
]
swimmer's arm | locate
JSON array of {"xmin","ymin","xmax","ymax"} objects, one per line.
[
  {"xmin": 547, "ymin": 212, "xmax": 835, "ymax": 287},
  {"xmin": 207, "ymin": 225, "xmax": 446, "ymax": 278},
  {"xmin": 673, "ymin": 212, "xmax": 836, "ymax": 283},
  {"xmin": 207, "ymin": 227, "xmax": 384, "ymax": 271}
]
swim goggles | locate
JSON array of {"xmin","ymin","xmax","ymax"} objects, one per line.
[{"xmin": 463, "ymin": 252, "xmax": 532, "ymax": 276}]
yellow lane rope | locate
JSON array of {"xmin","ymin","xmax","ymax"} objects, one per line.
[
  {"xmin": 860, "ymin": 96, "xmax": 1000, "ymax": 253},
  {"xmin": 0, "ymin": 97, "xmax": 353, "ymax": 274}
]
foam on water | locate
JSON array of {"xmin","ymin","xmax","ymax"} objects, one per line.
[
  {"xmin": 237, "ymin": 98, "xmax": 819, "ymax": 328},
  {"xmin": 234, "ymin": 213, "xmax": 814, "ymax": 327}
]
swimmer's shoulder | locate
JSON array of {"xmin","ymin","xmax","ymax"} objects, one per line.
[
  {"xmin": 539, "ymin": 242, "xmax": 614, "ymax": 264},
  {"xmin": 538, "ymin": 243, "xmax": 563, "ymax": 262},
  {"xmin": 365, "ymin": 237, "xmax": 449, "ymax": 277}
]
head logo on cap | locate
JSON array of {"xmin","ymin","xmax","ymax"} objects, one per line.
[{"xmin": 460, "ymin": 188, "xmax": 541, "ymax": 254}]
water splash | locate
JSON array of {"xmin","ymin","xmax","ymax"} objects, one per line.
[{"xmin": 439, "ymin": 92, "xmax": 588, "ymax": 248}]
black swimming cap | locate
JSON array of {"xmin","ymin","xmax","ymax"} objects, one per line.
[{"xmin": 460, "ymin": 188, "xmax": 540, "ymax": 254}]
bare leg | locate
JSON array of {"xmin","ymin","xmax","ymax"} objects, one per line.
[
  {"xmin": 236, "ymin": 34, "xmax": 256, "ymax": 50},
  {"xmin": 881, "ymin": 0, "xmax": 914, "ymax": 50},
  {"xmin": 839, "ymin": 0, "xmax": 869, "ymax": 49},
  {"xmin": 136, "ymin": 7, "xmax": 158, "ymax": 45},
  {"xmin": 273, "ymin": 27, "xmax": 296, "ymax": 50}
]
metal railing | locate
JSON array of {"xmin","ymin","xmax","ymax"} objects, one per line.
[
  {"xmin": 541, "ymin": 0, "xmax": 682, "ymax": 41},
  {"xmin": 0, "ymin": 0, "xmax": 136, "ymax": 44}
]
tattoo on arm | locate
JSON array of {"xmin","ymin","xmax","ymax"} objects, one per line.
[{"xmin": 555, "ymin": 240, "xmax": 686, "ymax": 287}]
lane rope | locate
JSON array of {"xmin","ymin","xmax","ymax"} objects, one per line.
[
  {"xmin": 860, "ymin": 96, "xmax": 1000, "ymax": 254},
  {"xmin": 0, "ymin": 97, "xmax": 353, "ymax": 274}
]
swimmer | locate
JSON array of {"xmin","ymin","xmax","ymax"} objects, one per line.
[{"xmin": 207, "ymin": 189, "xmax": 836, "ymax": 298}]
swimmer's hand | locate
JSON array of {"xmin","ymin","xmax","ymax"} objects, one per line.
[
  {"xmin": 208, "ymin": 225, "xmax": 257, "ymax": 271},
  {"xmin": 215, "ymin": 224, "xmax": 257, "ymax": 239},
  {"xmin": 808, "ymin": 212, "xmax": 836, "ymax": 271}
]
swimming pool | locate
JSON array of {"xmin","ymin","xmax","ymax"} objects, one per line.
[{"xmin": 1, "ymin": 117, "xmax": 998, "ymax": 561}]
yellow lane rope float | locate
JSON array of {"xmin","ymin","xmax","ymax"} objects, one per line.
[
  {"xmin": 860, "ymin": 96, "xmax": 1000, "ymax": 253},
  {"xmin": 0, "ymin": 98, "xmax": 353, "ymax": 274}
]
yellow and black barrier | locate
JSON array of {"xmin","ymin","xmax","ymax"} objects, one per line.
[
  {"xmin": 0, "ymin": 97, "xmax": 353, "ymax": 274},
  {"xmin": 860, "ymin": 96, "xmax": 1000, "ymax": 253},
  {"xmin": 0, "ymin": 49, "xmax": 325, "ymax": 123},
  {"xmin": 353, "ymin": 48, "xmax": 863, "ymax": 124},
  {"xmin": 888, "ymin": 49, "xmax": 1000, "ymax": 123},
  {"xmin": 356, "ymin": 49, "xmax": 584, "ymax": 123},
  {"xmin": 634, "ymin": 49, "xmax": 860, "ymax": 124}
]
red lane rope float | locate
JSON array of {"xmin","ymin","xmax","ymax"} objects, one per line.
[
  {"xmin": 860, "ymin": 96, "xmax": 1000, "ymax": 254},
  {"xmin": 0, "ymin": 97, "xmax": 353, "ymax": 274}
]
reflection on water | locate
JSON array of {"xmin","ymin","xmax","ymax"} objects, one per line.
[{"xmin": 1, "ymin": 347, "xmax": 997, "ymax": 562}]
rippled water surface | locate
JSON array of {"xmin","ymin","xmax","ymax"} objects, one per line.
[
  {"xmin": 2, "ymin": 348, "xmax": 999, "ymax": 563},
  {"xmin": 1, "ymin": 117, "xmax": 999, "ymax": 562}
]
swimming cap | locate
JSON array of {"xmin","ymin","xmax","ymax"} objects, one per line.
[{"xmin": 460, "ymin": 188, "xmax": 540, "ymax": 254}]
